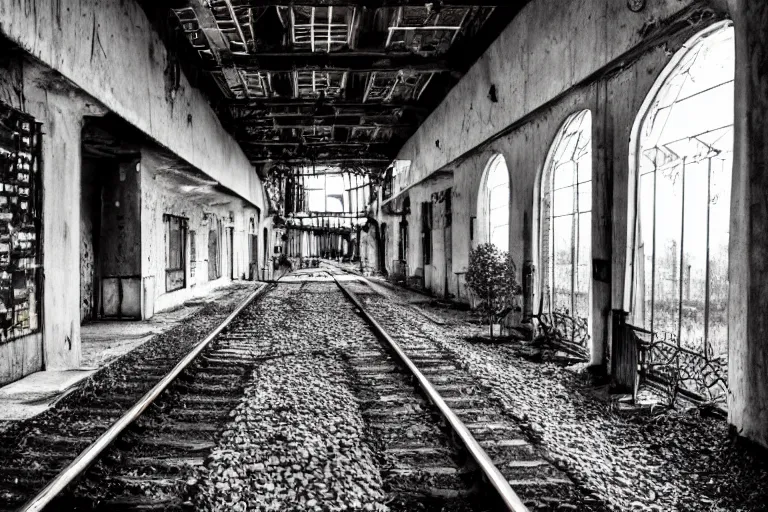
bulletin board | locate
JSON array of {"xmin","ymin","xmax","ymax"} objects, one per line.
[{"xmin": 0, "ymin": 103, "xmax": 42, "ymax": 343}]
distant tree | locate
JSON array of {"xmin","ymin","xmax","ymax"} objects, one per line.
[{"xmin": 466, "ymin": 243, "xmax": 522, "ymax": 339}]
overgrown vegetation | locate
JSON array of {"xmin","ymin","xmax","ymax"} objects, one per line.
[{"xmin": 465, "ymin": 243, "xmax": 521, "ymax": 339}]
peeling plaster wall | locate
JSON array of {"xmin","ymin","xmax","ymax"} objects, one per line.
[
  {"xmin": 0, "ymin": 0, "xmax": 264, "ymax": 209},
  {"xmin": 143, "ymin": 172, "xmax": 219, "ymax": 314}
]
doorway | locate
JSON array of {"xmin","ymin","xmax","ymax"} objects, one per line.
[
  {"xmin": 208, "ymin": 219, "xmax": 221, "ymax": 281},
  {"xmin": 379, "ymin": 223, "xmax": 387, "ymax": 275},
  {"xmin": 227, "ymin": 227, "xmax": 234, "ymax": 280},
  {"xmin": 249, "ymin": 233, "xmax": 258, "ymax": 280},
  {"xmin": 81, "ymin": 157, "xmax": 142, "ymax": 320}
]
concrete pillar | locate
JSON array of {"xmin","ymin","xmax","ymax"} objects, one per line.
[
  {"xmin": 22, "ymin": 75, "xmax": 105, "ymax": 371},
  {"xmin": 728, "ymin": 0, "xmax": 768, "ymax": 447},
  {"xmin": 593, "ymin": 85, "xmax": 613, "ymax": 370}
]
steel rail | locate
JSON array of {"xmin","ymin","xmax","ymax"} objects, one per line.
[
  {"xmin": 327, "ymin": 272, "xmax": 529, "ymax": 512},
  {"xmin": 19, "ymin": 284, "xmax": 273, "ymax": 512}
]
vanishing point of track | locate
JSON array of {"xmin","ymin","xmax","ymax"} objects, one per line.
[{"xmin": 7, "ymin": 270, "xmax": 595, "ymax": 511}]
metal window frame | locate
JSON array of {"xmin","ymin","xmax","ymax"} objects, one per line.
[
  {"xmin": 545, "ymin": 111, "xmax": 592, "ymax": 341},
  {"xmin": 164, "ymin": 214, "xmax": 189, "ymax": 292}
]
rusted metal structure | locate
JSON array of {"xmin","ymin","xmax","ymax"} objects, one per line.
[{"xmin": 137, "ymin": 1, "xmax": 519, "ymax": 180}]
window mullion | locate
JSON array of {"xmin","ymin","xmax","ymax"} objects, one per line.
[
  {"xmin": 550, "ymin": 179, "xmax": 555, "ymax": 315},
  {"xmin": 704, "ymin": 158, "xmax": 712, "ymax": 350},
  {"xmin": 572, "ymin": 174, "xmax": 578, "ymax": 340},
  {"xmin": 650, "ymin": 153, "xmax": 658, "ymax": 335},
  {"xmin": 677, "ymin": 158, "xmax": 687, "ymax": 346}
]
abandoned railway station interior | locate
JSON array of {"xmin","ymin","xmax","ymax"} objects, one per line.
[{"xmin": 0, "ymin": 0, "xmax": 767, "ymax": 510}]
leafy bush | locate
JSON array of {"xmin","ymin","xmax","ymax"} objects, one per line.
[{"xmin": 466, "ymin": 243, "xmax": 522, "ymax": 339}]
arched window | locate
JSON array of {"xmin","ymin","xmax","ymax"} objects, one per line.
[
  {"xmin": 478, "ymin": 154, "xmax": 510, "ymax": 251},
  {"xmin": 630, "ymin": 23, "xmax": 733, "ymax": 361},
  {"xmin": 540, "ymin": 110, "xmax": 593, "ymax": 324}
]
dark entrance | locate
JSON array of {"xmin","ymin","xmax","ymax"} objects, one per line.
[
  {"xmin": 249, "ymin": 233, "xmax": 258, "ymax": 280},
  {"xmin": 227, "ymin": 227, "xmax": 234, "ymax": 280},
  {"xmin": 379, "ymin": 223, "xmax": 387, "ymax": 275},
  {"xmin": 398, "ymin": 220, "xmax": 409, "ymax": 262},
  {"xmin": 263, "ymin": 228, "xmax": 269, "ymax": 267},
  {"xmin": 81, "ymin": 156, "xmax": 142, "ymax": 321}
]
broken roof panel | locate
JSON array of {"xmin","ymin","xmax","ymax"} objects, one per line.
[{"xmin": 165, "ymin": 1, "xmax": 519, "ymax": 178}]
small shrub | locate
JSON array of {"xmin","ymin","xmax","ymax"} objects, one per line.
[{"xmin": 466, "ymin": 243, "xmax": 522, "ymax": 339}]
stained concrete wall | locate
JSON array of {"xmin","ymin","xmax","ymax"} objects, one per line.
[
  {"xmin": 728, "ymin": 0, "xmax": 768, "ymax": 448},
  {"xmin": 0, "ymin": 55, "xmax": 108, "ymax": 379},
  {"xmin": 391, "ymin": 0, "xmax": 724, "ymax": 193},
  {"xmin": 0, "ymin": 0, "xmax": 271, "ymax": 384},
  {"xmin": 140, "ymin": 159, "xmax": 262, "ymax": 316},
  {"xmin": 0, "ymin": 0, "xmax": 264, "ymax": 209},
  {"xmin": 376, "ymin": 1, "xmax": 731, "ymax": 369}
]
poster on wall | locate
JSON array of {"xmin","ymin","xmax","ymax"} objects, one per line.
[
  {"xmin": 189, "ymin": 230, "xmax": 196, "ymax": 285},
  {"xmin": 0, "ymin": 103, "xmax": 42, "ymax": 343}
]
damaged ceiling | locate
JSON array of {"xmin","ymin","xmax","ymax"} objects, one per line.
[{"xmin": 141, "ymin": 1, "xmax": 518, "ymax": 180}]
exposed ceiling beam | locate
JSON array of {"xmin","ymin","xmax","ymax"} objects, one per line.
[
  {"xmin": 237, "ymin": 1, "xmax": 510, "ymax": 6},
  {"xmin": 248, "ymin": 157, "xmax": 391, "ymax": 164},
  {"xmin": 236, "ymin": 110, "xmax": 405, "ymax": 120},
  {"xmin": 240, "ymin": 122, "xmax": 410, "ymax": 129},
  {"xmin": 240, "ymin": 141, "xmax": 389, "ymax": 146},
  {"xmin": 221, "ymin": 53, "xmax": 450, "ymax": 73},
  {"xmin": 184, "ymin": 1, "xmax": 247, "ymax": 97},
  {"xmin": 224, "ymin": 102, "xmax": 426, "ymax": 117},
  {"xmin": 224, "ymin": 99, "xmax": 422, "ymax": 109}
]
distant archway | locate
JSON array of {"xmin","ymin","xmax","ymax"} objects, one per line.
[{"xmin": 476, "ymin": 153, "xmax": 510, "ymax": 252}]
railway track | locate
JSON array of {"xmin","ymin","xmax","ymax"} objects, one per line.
[
  {"xmin": 332, "ymin": 272, "xmax": 606, "ymax": 511},
  {"xmin": 0, "ymin": 286, "xmax": 273, "ymax": 512},
  {"xmin": 0, "ymin": 271, "xmax": 602, "ymax": 511}
]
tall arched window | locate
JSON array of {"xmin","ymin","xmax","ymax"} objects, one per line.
[
  {"xmin": 541, "ymin": 110, "xmax": 593, "ymax": 325},
  {"xmin": 478, "ymin": 154, "xmax": 510, "ymax": 251},
  {"xmin": 631, "ymin": 22, "xmax": 733, "ymax": 362}
]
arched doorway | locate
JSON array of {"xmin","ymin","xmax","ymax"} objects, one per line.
[
  {"xmin": 477, "ymin": 153, "xmax": 510, "ymax": 252},
  {"xmin": 539, "ymin": 110, "xmax": 593, "ymax": 350},
  {"xmin": 628, "ymin": 22, "xmax": 733, "ymax": 402}
]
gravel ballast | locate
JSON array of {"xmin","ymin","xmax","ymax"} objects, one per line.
[
  {"xmin": 0, "ymin": 284, "xmax": 261, "ymax": 509},
  {"xmin": 187, "ymin": 282, "xmax": 392, "ymax": 511},
  {"xmin": 352, "ymin": 283, "xmax": 768, "ymax": 512},
  {"xmin": 191, "ymin": 354, "xmax": 388, "ymax": 512}
]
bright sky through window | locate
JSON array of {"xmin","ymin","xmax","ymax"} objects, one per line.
[{"xmin": 634, "ymin": 23, "xmax": 734, "ymax": 356}]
